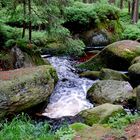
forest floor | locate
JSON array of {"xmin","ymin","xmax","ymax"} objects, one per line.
[{"xmin": 73, "ymin": 120, "xmax": 140, "ymax": 140}]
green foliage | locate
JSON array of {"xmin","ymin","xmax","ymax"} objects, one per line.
[
  {"xmin": 0, "ymin": 113, "xmax": 76, "ymax": 140},
  {"xmin": 64, "ymin": 1, "xmax": 120, "ymax": 26},
  {"xmin": 122, "ymin": 24, "xmax": 140, "ymax": 40},
  {"xmin": 55, "ymin": 125, "xmax": 75, "ymax": 140},
  {"xmin": 107, "ymin": 113, "xmax": 140, "ymax": 129},
  {"xmin": 0, "ymin": 114, "xmax": 54, "ymax": 140},
  {"xmin": 64, "ymin": 38, "xmax": 85, "ymax": 56},
  {"xmin": 42, "ymin": 27, "xmax": 85, "ymax": 56},
  {"xmin": 0, "ymin": 24, "xmax": 21, "ymax": 47},
  {"xmin": 120, "ymin": 9, "xmax": 131, "ymax": 24}
]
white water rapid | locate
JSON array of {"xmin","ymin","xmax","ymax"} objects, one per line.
[{"xmin": 42, "ymin": 57, "xmax": 95, "ymax": 118}]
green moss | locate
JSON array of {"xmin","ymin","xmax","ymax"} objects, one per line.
[
  {"xmin": 79, "ymin": 71, "xmax": 100, "ymax": 80},
  {"xmin": 77, "ymin": 56, "xmax": 107, "ymax": 71},
  {"xmin": 70, "ymin": 123, "xmax": 90, "ymax": 132},
  {"xmin": 79, "ymin": 104, "xmax": 126, "ymax": 126},
  {"xmin": 0, "ymin": 65, "xmax": 58, "ymax": 119},
  {"xmin": 31, "ymin": 54, "xmax": 46, "ymax": 66},
  {"xmin": 99, "ymin": 68, "xmax": 129, "ymax": 81}
]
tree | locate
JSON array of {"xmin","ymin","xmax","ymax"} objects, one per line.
[
  {"xmin": 120, "ymin": 0, "xmax": 124, "ymax": 9},
  {"xmin": 109, "ymin": 0, "xmax": 115, "ymax": 4},
  {"xmin": 22, "ymin": 0, "xmax": 26, "ymax": 38},
  {"xmin": 132, "ymin": 0, "xmax": 139, "ymax": 23},
  {"xmin": 28, "ymin": 0, "xmax": 32, "ymax": 43}
]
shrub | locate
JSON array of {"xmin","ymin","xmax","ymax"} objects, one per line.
[
  {"xmin": 64, "ymin": 1, "xmax": 120, "ymax": 28},
  {"xmin": 55, "ymin": 125, "xmax": 75, "ymax": 140},
  {"xmin": 122, "ymin": 24, "xmax": 140, "ymax": 40},
  {"xmin": 107, "ymin": 113, "xmax": 140, "ymax": 129}
]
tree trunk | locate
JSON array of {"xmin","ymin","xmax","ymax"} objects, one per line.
[
  {"xmin": 128, "ymin": 1, "xmax": 131, "ymax": 14},
  {"xmin": 22, "ymin": 0, "xmax": 26, "ymax": 38},
  {"xmin": 120, "ymin": 0, "xmax": 123, "ymax": 9},
  {"xmin": 28, "ymin": 0, "xmax": 32, "ymax": 43},
  {"xmin": 132, "ymin": 0, "xmax": 139, "ymax": 24},
  {"xmin": 109, "ymin": 0, "xmax": 115, "ymax": 4}
]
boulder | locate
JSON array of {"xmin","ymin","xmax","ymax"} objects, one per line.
[
  {"xmin": 0, "ymin": 65, "xmax": 58, "ymax": 119},
  {"xmin": 79, "ymin": 71, "xmax": 100, "ymax": 80},
  {"xmin": 87, "ymin": 80, "xmax": 134, "ymax": 104},
  {"xmin": 128, "ymin": 63, "xmax": 140, "ymax": 87},
  {"xmin": 136, "ymin": 85, "xmax": 140, "ymax": 112},
  {"xmin": 78, "ymin": 40, "xmax": 140, "ymax": 71},
  {"xmin": 73, "ymin": 124, "xmax": 123, "ymax": 140},
  {"xmin": 131, "ymin": 56, "xmax": 140, "ymax": 65},
  {"xmin": 70, "ymin": 123, "xmax": 90, "ymax": 132},
  {"xmin": 99, "ymin": 68, "xmax": 129, "ymax": 81},
  {"xmin": 0, "ymin": 47, "xmax": 47, "ymax": 71},
  {"xmin": 79, "ymin": 103, "xmax": 126, "ymax": 126},
  {"xmin": 82, "ymin": 30, "xmax": 111, "ymax": 48}
]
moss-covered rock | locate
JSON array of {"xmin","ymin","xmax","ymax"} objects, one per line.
[
  {"xmin": 131, "ymin": 56, "xmax": 140, "ymax": 65},
  {"xmin": 99, "ymin": 68, "xmax": 129, "ymax": 81},
  {"xmin": 0, "ymin": 47, "xmax": 47, "ymax": 70},
  {"xmin": 70, "ymin": 123, "xmax": 90, "ymax": 132},
  {"xmin": 0, "ymin": 65, "xmax": 58, "ymax": 119},
  {"xmin": 79, "ymin": 71, "xmax": 100, "ymax": 80},
  {"xmin": 128, "ymin": 63, "xmax": 140, "ymax": 87},
  {"xmin": 77, "ymin": 40, "xmax": 140, "ymax": 71},
  {"xmin": 73, "ymin": 124, "xmax": 116, "ymax": 140},
  {"xmin": 87, "ymin": 80, "xmax": 134, "ymax": 104},
  {"xmin": 79, "ymin": 103, "xmax": 126, "ymax": 126},
  {"xmin": 64, "ymin": 2, "xmax": 122, "ymax": 47}
]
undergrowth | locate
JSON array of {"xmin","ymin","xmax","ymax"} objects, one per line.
[
  {"xmin": 107, "ymin": 113, "xmax": 140, "ymax": 129},
  {"xmin": 0, "ymin": 113, "xmax": 76, "ymax": 140}
]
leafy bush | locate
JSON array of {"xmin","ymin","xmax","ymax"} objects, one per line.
[
  {"xmin": 42, "ymin": 27, "xmax": 85, "ymax": 56},
  {"xmin": 107, "ymin": 113, "xmax": 140, "ymax": 129},
  {"xmin": 120, "ymin": 9, "xmax": 131, "ymax": 23},
  {"xmin": 64, "ymin": 1, "xmax": 120, "ymax": 27},
  {"xmin": 122, "ymin": 24, "xmax": 140, "ymax": 40},
  {"xmin": 55, "ymin": 125, "xmax": 75, "ymax": 140}
]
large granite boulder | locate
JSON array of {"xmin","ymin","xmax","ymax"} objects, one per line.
[
  {"xmin": 79, "ymin": 68, "xmax": 128, "ymax": 81},
  {"xmin": 78, "ymin": 40, "xmax": 140, "ymax": 71},
  {"xmin": 128, "ymin": 63, "xmax": 140, "ymax": 87},
  {"xmin": 79, "ymin": 103, "xmax": 126, "ymax": 126},
  {"xmin": 87, "ymin": 80, "xmax": 134, "ymax": 104},
  {"xmin": 0, "ymin": 65, "xmax": 58, "ymax": 119},
  {"xmin": 79, "ymin": 71, "xmax": 100, "ymax": 80},
  {"xmin": 99, "ymin": 68, "xmax": 129, "ymax": 81},
  {"xmin": 0, "ymin": 46, "xmax": 47, "ymax": 71}
]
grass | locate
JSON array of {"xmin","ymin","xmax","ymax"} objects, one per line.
[{"xmin": 0, "ymin": 113, "xmax": 75, "ymax": 140}]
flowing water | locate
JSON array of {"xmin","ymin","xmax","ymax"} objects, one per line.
[{"xmin": 42, "ymin": 56, "xmax": 95, "ymax": 118}]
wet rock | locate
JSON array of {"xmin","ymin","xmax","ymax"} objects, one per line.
[
  {"xmin": 79, "ymin": 71, "xmax": 100, "ymax": 80},
  {"xmin": 99, "ymin": 68, "xmax": 129, "ymax": 81},
  {"xmin": 87, "ymin": 80, "xmax": 134, "ymax": 104},
  {"xmin": 41, "ymin": 57, "xmax": 94, "ymax": 118},
  {"xmin": 79, "ymin": 103, "xmax": 126, "ymax": 125},
  {"xmin": 0, "ymin": 65, "xmax": 58, "ymax": 119},
  {"xmin": 78, "ymin": 40, "xmax": 140, "ymax": 71}
]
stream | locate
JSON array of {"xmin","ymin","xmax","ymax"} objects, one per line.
[{"xmin": 42, "ymin": 56, "xmax": 95, "ymax": 118}]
